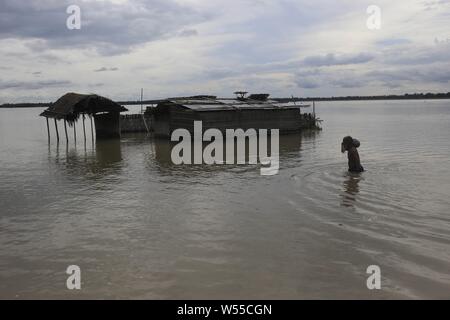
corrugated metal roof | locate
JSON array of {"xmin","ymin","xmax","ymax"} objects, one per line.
[
  {"xmin": 167, "ymin": 98, "xmax": 304, "ymax": 112},
  {"xmin": 180, "ymin": 104, "xmax": 232, "ymax": 111},
  {"xmin": 170, "ymin": 99, "xmax": 222, "ymax": 105}
]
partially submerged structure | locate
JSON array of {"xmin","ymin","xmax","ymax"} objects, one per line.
[
  {"xmin": 145, "ymin": 93, "xmax": 318, "ymax": 137},
  {"xmin": 40, "ymin": 93, "xmax": 128, "ymax": 141},
  {"xmin": 41, "ymin": 92, "xmax": 319, "ymax": 141}
]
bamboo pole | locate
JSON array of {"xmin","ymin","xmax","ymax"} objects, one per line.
[
  {"xmin": 64, "ymin": 119, "xmax": 68, "ymax": 143},
  {"xmin": 54, "ymin": 118, "xmax": 60, "ymax": 143},
  {"xmin": 82, "ymin": 114, "xmax": 86, "ymax": 142},
  {"xmin": 90, "ymin": 115, "xmax": 94, "ymax": 141},
  {"xmin": 73, "ymin": 122, "xmax": 77, "ymax": 143},
  {"xmin": 46, "ymin": 117, "xmax": 50, "ymax": 142},
  {"xmin": 142, "ymin": 113, "xmax": 150, "ymax": 134},
  {"xmin": 140, "ymin": 88, "xmax": 144, "ymax": 113}
]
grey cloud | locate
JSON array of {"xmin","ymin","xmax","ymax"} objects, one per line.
[
  {"xmin": 205, "ymin": 45, "xmax": 449, "ymax": 91},
  {"xmin": 178, "ymin": 29, "xmax": 198, "ymax": 37},
  {"xmin": 88, "ymin": 83, "xmax": 105, "ymax": 88},
  {"xmin": 382, "ymin": 43, "xmax": 450, "ymax": 65},
  {"xmin": 423, "ymin": 0, "xmax": 450, "ymax": 10},
  {"xmin": 0, "ymin": 80, "xmax": 72, "ymax": 90},
  {"xmin": 0, "ymin": 0, "xmax": 207, "ymax": 56},
  {"xmin": 376, "ymin": 38, "xmax": 411, "ymax": 47},
  {"xmin": 203, "ymin": 51, "xmax": 374, "ymax": 84},
  {"xmin": 368, "ymin": 67, "xmax": 450, "ymax": 84},
  {"xmin": 294, "ymin": 69, "xmax": 364, "ymax": 89},
  {"xmin": 290, "ymin": 63, "xmax": 450, "ymax": 91},
  {"xmin": 295, "ymin": 78, "xmax": 320, "ymax": 89},
  {"xmin": 94, "ymin": 67, "xmax": 119, "ymax": 72},
  {"xmin": 303, "ymin": 53, "xmax": 374, "ymax": 67},
  {"xmin": 298, "ymin": 64, "xmax": 450, "ymax": 90},
  {"xmin": 330, "ymin": 78, "xmax": 365, "ymax": 88},
  {"xmin": 204, "ymin": 68, "xmax": 241, "ymax": 80}
]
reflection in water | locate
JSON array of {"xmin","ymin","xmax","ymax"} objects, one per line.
[
  {"xmin": 341, "ymin": 173, "xmax": 361, "ymax": 208},
  {"xmin": 48, "ymin": 139, "xmax": 123, "ymax": 180},
  {"xmin": 95, "ymin": 139, "xmax": 123, "ymax": 166},
  {"xmin": 150, "ymin": 133, "xmax": 307, "ymax": 175}
]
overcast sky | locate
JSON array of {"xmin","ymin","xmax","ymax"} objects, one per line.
[{"xmin": 0, "ymin": 0, "xmax": 449, "ymax": 103}]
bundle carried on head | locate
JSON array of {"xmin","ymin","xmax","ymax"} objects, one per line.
[{"xmin": 341, "ymin": 136, "xmax": 361, "ymax": 152}]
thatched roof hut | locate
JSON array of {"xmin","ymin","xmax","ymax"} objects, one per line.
[{"xmin": 40, "ymin": 93, "xmax": 127, "ymax": 122}]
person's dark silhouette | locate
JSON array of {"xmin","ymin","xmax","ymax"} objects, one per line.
[{"xmin": 341, "ymin": 136, "xmax": 364, "ymax": 173}]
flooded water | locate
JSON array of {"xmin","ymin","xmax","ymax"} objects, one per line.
[{"xmin": 1, "ymin": 100, "xmax": 450, "ymax": 299}]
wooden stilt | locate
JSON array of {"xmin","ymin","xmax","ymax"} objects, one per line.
[
  {"xmin": 142, "ymin": 113, "xmax": 150, "ymax": 134},
  {"xmin": 46, "ymin": 117, "xmax": 50, "ymax": 142},
  {"xmin": 82, "ymin": 114, "xmax": 86, "ymax": 142},
  {"xmin": 64, "ymin": 119, "xmax": 68, "ymax": 143},
  {"xmin": 90, "ymin": 115, "xmax": 94, "ymax": 141},
  {"xmin": 140, "ymin": 88, "xmax": 144, "ymax": 113},
  {"xmin": 54, "ymin": 118, "xmax": 60, "ymax": 143},
  {"xmin": 313, "ymin": 101, "xmax": 316, "ymax": 118},
  {"xmin": 73, "ymin": 122, "xmax": 77, "ymax": 143}
]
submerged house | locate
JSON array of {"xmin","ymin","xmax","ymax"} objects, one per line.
[
  {"xmin": 146, "ymin": 93, "xmax": 317, "ymax": 137},
  {"xmin": 40, "ymin": 93, "xmax": 128, "ymax": 139}
]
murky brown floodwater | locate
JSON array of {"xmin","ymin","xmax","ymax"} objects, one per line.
[{"xmin": 1, "ymin": 100, "xmax": 450, "ymax": 299}]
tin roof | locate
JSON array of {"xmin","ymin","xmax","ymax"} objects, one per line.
[{"xmin": 162, "ymin": 98, "xmax": 308, "ymax": 112}]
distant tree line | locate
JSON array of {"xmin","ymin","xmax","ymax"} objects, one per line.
[
  {"xmin": 2, "ymin": 92, "xmax": 450, "ymax": 108},
  {"xmin": 0, "ymin": 102, "xmax": 50, "ymax": 108},
  {"xmin": 275, "ymin": 92, "xmax": 450, "ymax": 102}
]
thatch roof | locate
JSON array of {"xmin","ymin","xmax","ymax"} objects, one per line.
[{"xmin": 40, "ymin": 93, "xmax": 127, "ymax": 121}]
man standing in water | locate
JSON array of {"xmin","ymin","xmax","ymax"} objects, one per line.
[{"xmin": 341, "ymin": 136, "xmax": 364, "ymax": 173}]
